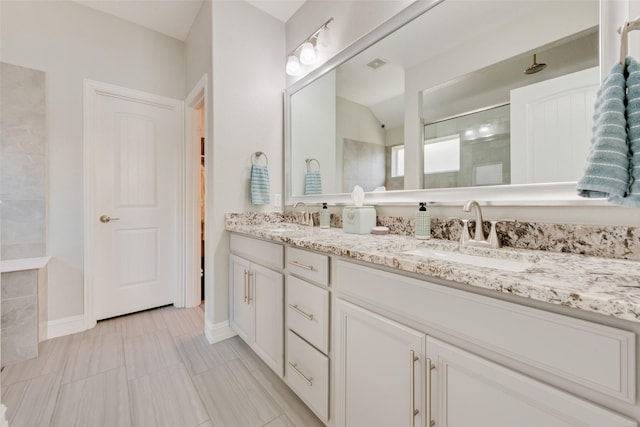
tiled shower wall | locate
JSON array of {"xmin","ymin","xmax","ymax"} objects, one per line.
[
  {"xmin": 1, "ymin": 62, "xmax": 47, "ymax": 365},
  {"xmin": 1, "ymin": 62, "xmax": 47, "ymax": 260}
]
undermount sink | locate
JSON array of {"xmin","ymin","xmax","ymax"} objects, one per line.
[
  {"xmin": 263, "ymin": 223, "xmax": 306, "ymax": 233},
  {"xmin": 402, "ymin": 248, "xmax": 534, "ymax": 272}
]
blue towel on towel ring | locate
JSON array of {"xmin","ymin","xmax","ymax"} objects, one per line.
[
  {"xmin": 610, "ymin": 57, "xmax": 640, "ymax": 207},
  {"xmin": 577, "ymin": 61, "xmax": 630, "ymax": 199},
  {"xmin": 250, "ymin": 164, "xmax": 270, "ymax": 205},
  {"xmin": 304, "ymin": 171, "xmax": 323, "ymax": 195}
]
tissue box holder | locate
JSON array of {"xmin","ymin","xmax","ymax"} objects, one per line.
[{"xmin": 342, "ymin": 206, "xmax": 376, "ymax": 234}]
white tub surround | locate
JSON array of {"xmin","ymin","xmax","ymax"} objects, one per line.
[
  {"xmin": 1, "ymin": 256, "xmax": 51, "ymax": 366},
  {"xmin": 225, "ymin": 219, "xmax": 640, "ymax": 323}
]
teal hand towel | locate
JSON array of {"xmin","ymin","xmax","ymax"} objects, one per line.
[
  {"xmin": 610, "ymin": 57, "xmax": 640, "ymax": 207},
  {"xmin": 250, "ymin": 165, "xmax": 270, "ymax": 205},
  {"xmin": 304, "ymin": 171, "xmax": 323, "ymax": 195},
  {"xmin": 577, "ymin": 61, "xmax": 630, "ymax": 198}
]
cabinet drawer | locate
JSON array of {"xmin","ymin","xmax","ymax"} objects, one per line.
[
  {"xmin": 287, "ymin": 275, "xmax": 330, "ymax": 354},
  {"xmin": 286, "ymin": 247, "xmax": 329, "ymax": 285},
  {"xmin": 336, "ymin": 260, "xmax": 636, "ymax": 404},
  {"xmin": 230, "ymin": 234, "xmax": 283, "ymax": 270},
  {"xmin": 287, "ymin": 330, "xmax": 329, "ymax": 422}
]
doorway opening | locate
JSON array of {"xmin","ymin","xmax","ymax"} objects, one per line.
[
  {"xmin": 185, "ymin": 74, "xmax": 208, "ymax": 310},
  {"xmin": 199, "ymin": 113, "xmax": 205, "ymax": 303}
]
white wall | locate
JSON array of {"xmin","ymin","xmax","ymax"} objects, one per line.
[
  {"xmin": 211, "ymin": 1, "xmax": 285, "ymax": 324},
  {"xmin": 292, "ymin": 71, "xmax": 336, "ymax": 195},
  {"xmin": 0, "ymin": 1, "xmax": 186, "ymax": 321},
  {"xmin": 185, "ymin": 0, "xmax": 212, "ymax": 93}
]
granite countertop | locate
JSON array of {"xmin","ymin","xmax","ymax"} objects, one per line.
[{"xmin": 225, "ymin": 221, "xmax": 640, "ymax": 323}]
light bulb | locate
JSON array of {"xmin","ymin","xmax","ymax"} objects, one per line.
[
  {"xmin": 286, "ymin": 55, "xmax": 301, "ymax": 76},
  {"xmin": 299, "ymin": 42, "xmax": 317, "ymax": 65},
  {"xmin": 316, "ymin": 27, "xmax": 330, "ymax": 50}
]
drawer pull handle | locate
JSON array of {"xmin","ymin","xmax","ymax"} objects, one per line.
[
  {"xmin": 410, "ymin": 350, "xmax": 419, "ymax": 424},
  {"xmin": 288, "ymin": 304, "xmax": 314, "ymax": 321},
  {"xmin": 247, "ymin": 271, "xmax": 253, "ymax": 303},
  {"xmin": 289, "ymin": 260, "xmax": 315, "ymax": 271},
  {"xmin": 426, "ymin": 357, "xmax": 435, "ymax": 427},
  {"xmin": 243, "ymin": 270, "xmax": 248, "ymax": 303},
  {"xmin": 288, "ymin": 361, "xmax": 313, "ymax": 386}
]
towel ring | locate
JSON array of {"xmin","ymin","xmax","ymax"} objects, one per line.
[
  {"xmin": 618, "ymin": 16, "xmax": 640, "ymax": 67},
  {"xmin": 252, "ymin": 151, "xmax": 268, "ymax": 166},
  {"xmin": 306, "ymin": 158, "xmax": 320, "ymax": 171}
]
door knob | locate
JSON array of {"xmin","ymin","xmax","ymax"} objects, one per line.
[{"xmin": 99, "ymin": 215, "xmax": 120, "ymax": 223}]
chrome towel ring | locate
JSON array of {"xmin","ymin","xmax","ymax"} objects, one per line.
[
  {"xmin": 306, "ymin": 158, "xmax": 320, "ymax": 171},
  {"xmin": 252, "ymin": 151, "xmax": 269, "ymax": 166}
]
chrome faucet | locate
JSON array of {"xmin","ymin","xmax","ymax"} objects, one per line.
[
  {"xmin": 463, "ymin": 200, "xmax": 486, "ymax": 242},
  {"xmin": 293, "ymin": 202, "xmax": 314, "ymax": 227},
  {"xmin": 458, "ymin": 200, "xmax": 514, "ymax": 249}
]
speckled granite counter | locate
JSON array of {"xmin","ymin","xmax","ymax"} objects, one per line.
[{"xmin": 225, "ymin": 219, "xmax": 640, "ymax": 323}]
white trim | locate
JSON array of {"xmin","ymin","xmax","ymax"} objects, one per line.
[
  {"xmin": 47, "ymin": 315, "xmax": 85, "ymax": 339},
  {"xmin": 83, "ymin": 79, "xmax": 185, "ymax": 329},
  {"xmin": 205, "ymin": 319, "xmax": 237, "ymax": 344},
  {"xmin": 182, "ymin": 74, "xmax": 208, "ymax": 308},
  {"xmin": 0, "ymin": 404, "xmax": 8, "ymax": 427}
]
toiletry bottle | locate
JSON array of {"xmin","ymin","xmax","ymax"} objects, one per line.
[
  {"xmin": 320, "ymin": 202, "xmax": 330, "ymax": 229},
  {"xmin": 415, "ymin": 202, "xmax": 431, "ymax": 239}
]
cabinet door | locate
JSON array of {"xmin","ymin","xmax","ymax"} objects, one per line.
[
  {"xmin": 426, "ymin": 337, "xmax": 636, "ymax": 427},
  {"xmin": 251, "ymin": 262, "xmax": 284, "ymax": 377},
  {"xmin": 229, "ymin": 254, "xmax": 251, "ymax": 342},
  {"xmin": 335, "ymin": 300, "xmax": 426, "ymax": 427}
]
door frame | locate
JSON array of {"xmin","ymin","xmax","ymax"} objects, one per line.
[
  {"xmin": 184, "ymin": 74, "xmax": 209, "ymax": 308},
  {"xmin": 83, "ymin": 79, "xmax": 185, "ymax": 330}
]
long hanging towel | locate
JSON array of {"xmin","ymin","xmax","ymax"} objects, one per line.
[
  {"xmin": 576, "ymin": 60, "xmax": 629, "ymax": 199},
  {"xmin": 304, "ymin": 158, "xmax": 323, "ymax": 195},
  {"xmin": 250, "ymin": 152, "xmax": 270, "ymax": 205},
  {"xmin": 610, "ymin": 57, "xmax": 640, "ymax": 207}
]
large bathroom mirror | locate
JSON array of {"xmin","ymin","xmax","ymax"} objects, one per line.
[{"xmin": 286, "ymin": 0, "xmax": 620, "ymax": 206}]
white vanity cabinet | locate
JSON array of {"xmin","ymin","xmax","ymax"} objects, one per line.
[
  {"xmin": 229, "ymin": 235, "xmax": 284, "ymax": 377},
  {"xmin": 334, "ymin": 260, "xmax": 637, "ymax": 427},
  {"xmin": 334, "ymin": 299, "xmax": 426, "ymax": 427},
  {"xmin": 426, "ymin": 336, "xmax": 637, "ymax": 427}
]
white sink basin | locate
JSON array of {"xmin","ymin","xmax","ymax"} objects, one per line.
[
  {"xmin": 263, "ymin": 224, "xmax": 306, "ymax": 233},
  {"xmin": 403, "ymin": 248, "xmax": 533, "ymax": 272}
]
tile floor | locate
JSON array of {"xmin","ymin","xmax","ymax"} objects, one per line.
[{"xmin": 1, "ymin": 305, "xmax": 324, "ymax": 427}]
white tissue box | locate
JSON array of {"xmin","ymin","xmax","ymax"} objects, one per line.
[{"xmin": 342, "ymin": 206, "xmax": 376, "ymax": 234}]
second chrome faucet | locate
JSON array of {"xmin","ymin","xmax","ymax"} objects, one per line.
[{"xmin": 459, "ymin": 200, "xmax": 513, "ymax": 249}]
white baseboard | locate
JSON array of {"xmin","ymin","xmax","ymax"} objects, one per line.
[
  {"xmin": 0, "ymin": 404, "xmax": 8, "ymax": 427},
  {"xmin": 47, "ymin": 315, "xmax": 85, "ymax": 339},
  {"xmin": 205, "ymin": 319, "xmax": 236, "ymax": 344}
]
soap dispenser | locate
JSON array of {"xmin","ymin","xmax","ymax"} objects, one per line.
[
  {"xmin": 415, "ymin": 202, "xmax": 431, "ymax": 239},
  {"xmin": 319, "ymin": 202, "xmax": 330, "ymax": 229}
]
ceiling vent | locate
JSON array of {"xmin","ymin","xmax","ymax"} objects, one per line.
[{"xmin": 366, "ymin": 57, "xmax": 388, "ymax": 70}]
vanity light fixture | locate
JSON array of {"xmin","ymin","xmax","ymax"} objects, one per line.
[
  {"xmin": 286, "ymin": 17, "xmax": 334, "ymax": 76},
  {"xmin": 299, "ymin": 42, "xmax": 316, "ymax": 65},
  {"xmin": 286, "ymin": 55, "xmax": 301, "ymax": 76}
]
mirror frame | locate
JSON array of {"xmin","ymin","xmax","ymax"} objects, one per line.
[{"xmin": 285, "ymin": 0, "xmax": 628, "ymax": 207}]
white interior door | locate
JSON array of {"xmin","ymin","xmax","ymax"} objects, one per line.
[{"xmin": 90, "ymin": 84, "xmax": 182, "ymax": 321}]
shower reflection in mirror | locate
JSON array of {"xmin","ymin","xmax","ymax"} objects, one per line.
[{"xmin": 423, "ymin": 104, "xmax": 510, "ymax": 189}]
